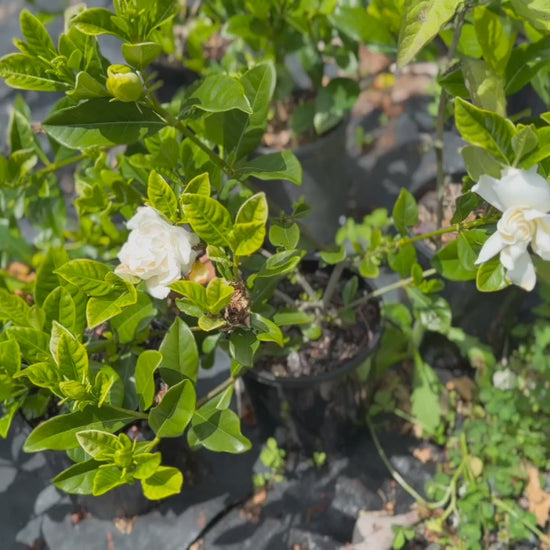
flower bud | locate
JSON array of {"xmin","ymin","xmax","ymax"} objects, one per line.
[{"xmin": 106, "ymin": 64, "xmax": 143, "ymax": 102}]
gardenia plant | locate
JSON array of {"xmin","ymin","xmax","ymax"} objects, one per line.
[{"xmin": 1, "ymin": 0, "xmax": 550, "ymax": 508}]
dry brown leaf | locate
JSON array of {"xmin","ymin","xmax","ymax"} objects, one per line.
[
  {"xmin": 446, "ymin": 377, "xmax": 477, "ymax": 401},
  {"xmin": 526, "ymin": 466, "xmax": 550, "ymax": 527},
  {"xmin": 114, "ymin": 516, "xmax": 137, "ymax": 535},
  {"xmin": 413, "ymin": 448, "xmax": 432, "ymax": 464}
]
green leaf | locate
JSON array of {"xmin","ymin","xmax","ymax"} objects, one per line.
[
  {"xmin": 6, "ymin": 327, "xmax": 50, "ymax": 363},
  {"xmin": 388, "ymin": 244, "xmax": 417, "ymax": 277},
  {"xmin": 320, "ymin": 245, "xmax": 346, "ymax": 265},
  {"xmin": 67, "ymin": 71, "xmax": 109, "ymax": 100},
  {"xmin": 122, "ymin": 42, "xmax": 162, "ymax": 69},
  {"xmin": 16, "ymin": 361, "xmax": 59, "ymax": 390},
  {"xmin": 432, "ymin": 239, "xmax": 477, "ymax": 281},
  {"xmin": 454, "ymin": 98, "xmax": 516, "ymax": 163},
  {"xmin": 187, "ymin": 74, "xmax": 252, "ymax": 114},
  {"xmin": 248, "ymin": 250, "xmax": 302, "ymax": 286},
  {"xmin": 136, "ymin": 350, "xmax": 162, "ymax": 411},
  {"xmin": 76, "ymin": 430, "xmax": 119, "ymax": 458},
  {"xmin": 35, "ymin": 247, "xmax": 69, "ymax": 306},
  {"xmin": 147, "ymin": 171, "xmax": 178, "ymax": 222},
  {"xmin": 461, "ymin": 145, "xmax": 503, "ymax": 181},
  {"xmin": 181, "ymin": 194, "xmax": 233, "ymax": 248},
  {"xmin": 56, "ymin": 333, "xmax": 89, "ymax": 382},
  {"xmin": 198, "ymin": 315, "xmax": 227, "ymax": 332},
  {"xmin": 86, "ymin": 279, "xmax": 138, "ymax": 328},
  {"xmin": 476, "ymin": 257, "xmax": 509, "ymax": 291},
  {"xmin": 55, "ymin": 260, "xmax": 112, "ymax": 296},
  {"xmin": 251, "ymin": 313, "xmax": 284, "ymax": 347},
  {"xmin": 133, "ymin": 453, "xmax": 162, "ymax": 480},
  {"xmin": 273, "ymin": 310, "xmax": 315, "ymax": 326},
  {"xmin": 43, "ymin": 286, "xmax": 76, "ymax": 333},
  {"xmin": 269, "ymin": 223, "xmax": 300, "ymax": 250},
  {"xmin": 411, "ymin": 354, "xmax": 442, "ymax": 434},
  {"xmin": 158, "ymin": 318, "xmax": 199, "ymax": 385},
  {"xmin": 184, "ymin": 172, "xmax": 211, "ymax": 196},
  {"xmin": 229, "ymin": 330, "xmax": 259, "ymax": 368},
  {"xmin": 43, "ymin": 99, "xmax": 164, "ymax": 149},
  {"xmin": 149, "ymin": 379, "xmax": 196, "ymax": 438},
  {"xmin": 0, "ymin": 288, "xmax": 31, "ymax": 327},
  {"xmin": 23, "ymin": 406, "xmax": 137, "ymax": 452},
  {"xmin": 73, "ymin": 8, "xmax": 129, "ymax": 39},
  {"xmin": 397, "ymin": 0, "xmax": 461, "ymax": 66},
  {"xmin": 231, "ymin": 192, "xmax": 268, "ymax": 256},
  {"xmin": 141, "ymin": 466, "xmax": 183, "ymax": 499},
  {"xmin": 235, "ymin": 151, "xmax": 302, "ymax": 185},
  {"xmin": 512, "ymin": 126, "xmax": 538, "ymax": 165},
  {"xmin": 509, "ymin": 0, "xmax": 550, "ymax": 32},
  {"xmin": 53, "ymin": 459, "xmax": 100, "ymax": 495},
  {"xmin": 20, "ymin": 10, "xmax": 57, "ymax": 59},
  {"xmin": 392, "ymin": 188, "xmax": 418, "ymax": 235},
  {"xmin": 235, "ymin": 62, "xmax": 276, "ymax": 158},
  {"xmin": 206, "ymin": 278, "xmax": 234, "ymax": 315},
  {"xmin": 462, "ymin": 58, "xmax": 506, "ymax": 117},
  {"xmin": 0, "ymin": 53, "xmax": 70, "ymax": 91},
  {"xmin": 332, "ymin": 7, "xmax": 393, "ymax": 44},
  {"xmin": 0, "ymin": 339, "xmax": 21, "ymax": 376},
  {"xmin": 110, "ymin": 292, "xmax": 157, "ymax": 344},
  {"xmin": 93, "ymin": 466, "xmax": 126, "ymax": 496},
  {"xmin": 314, "ymin": 78, "xmax": 360, "ymax": 135},
  {"xmin": 191, "ymin": 408, "xmax": 251, "ymax": 453},
  {"xmin": 473, "ymin": 6, "xmax": 514, "ymax": 76},
  {"xmin": 457, "ymin": 230, "xmax": 488, "ymax": 271},
  {"xmin": 170, "ymin": 280, "xmax": 208, "ymax": 314},
  {"xmin": 95, "ymin": 366, "xmax": 124, "ymax": 407}
]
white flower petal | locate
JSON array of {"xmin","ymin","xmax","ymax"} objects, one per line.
[
  {"xmin": 475, "ymin": 232, "xmax": 506, "ymax": 264},
  {"xmin": 493, "ymin": 167, "xmax": 550, "ymax": 212},
  {"xmin": 533, "ymin": 215, "xmax": 550, "ymax": 260},
  {"xmin": 505, "ymin": 251, "xmax": 536, "ymax": 291},
  {"xmin": 472, "ymin": 174, "xmax": 504, "ymax": 211},
  {"xmin": 500, "ymin": 241, "xmax": 528, "ymax": 270},
  {"xmin": 145, "ymin": 277, "xmax": 171, "ymax": 299}
]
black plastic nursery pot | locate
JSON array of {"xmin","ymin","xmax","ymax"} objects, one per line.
[
  {"xmin": 256, "ymin": 119, "xmax": 352, "ymax": 246},
  {"xmin": 243, "ymin": 266, "xmax": 383, "ymax": 455}
]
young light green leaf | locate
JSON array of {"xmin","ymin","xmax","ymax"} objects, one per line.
[
  {"xmin": 0, "ymin": 53, "xmax": 70, "ymax": 91},
  {"xmin": 251, "ymin": 313, "xmax": 284, "ymax": 347},
  {"xmin": 110, "ymin": 292, "xmax": 157, "ymax": 344},
  {"xmin": 136, "ymin": 350, "xmax": 162, "ymax": 410},
  {"xmin": 187, "ymin": 74, "xmax": 252, "ymax": 114},
  {"xmin": 43, "ymin": 286, "xmax": 76, "ymax": 333},
  {"xmin": 67, "ymin": 71, "xmax": 109, "ymax": 100},
  {"xmin": 398, "ymin": 0, "xmax": 462, "ymax": 66},
  {"xmin": 122, "ymin": 42, "xmax": 162, "ymax": 69},
  {"xmin": 476, "ymin": 257, "xmax": 509, "ymax": 291},
  {"xmin": 181, "ymin": 194, "xmax": 233, "ymax": 247},
  {"xmin": 86, "ymin": 278, "xmax": 138, "ymax": 328},
  {"xmin": 149, "ymin": 379, "xmax": 196, "ymax": 438},
  {"xmin": 184, "ymin": 172, "xmax": 211, "ymax": 196},
  {"xmin": 235, "ymin": 151, "xmax": 302, "ymax": 185},
  {"xmin": 392, "ymin": 188, "xmax": 418, "ymax": 235},
  {"xmin": 158, "ymin": 318, "xmax": 199, "ymax": 385},
  {"xmin": 269, "ymin": 223, "xmax": 300, "ymax": 250},
  {"xmin": 76, "ymin": 430, "xmax": 119, "ymax": 458},
  {"xmin": 93, "ymin": 466, "xmax": 127, "ymax": 496},
  {"xmin": 141, "ymin": 466, "xmax": 183, "ymax": 499},
  {"xmin": 73, "ymin": 8, "xmax": 130, "ymax": 39},
  {"xmin": 56, "ymin": 333, "xmax": 89, "ymax": 382},
  {"xmin": 0, "ymin": 288, "xmax": 31, "ymax": 327},
  {"xmin": 20, "ymin": 10, "xmax": 57, "ymax": 59},
  {"xmin": 206, "ymin": 278, "xmax": 234, "ymax": 315},
  {"xmin": 0, "ymin": 339, "xmax": 21, "ymax": 376},
  {"xmin": 231, "ymin": 192, "xmax": 268, "ymax": 256},
  {"xmin": 147, "ymin": 171, "xmax": 178, "ymax": 222},
  {"xmin": 6, "ymin": 327, "xmax": 50, "ymax": 363},
  {"xmin": 55, "ymin": 260, "xmax": 112, "ymax": 296},
  {"xmin": 53, "ymin": 459, "xmax": 100, "ymax": 495}
]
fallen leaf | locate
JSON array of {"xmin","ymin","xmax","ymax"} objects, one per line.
[
  {"xmin": 526, "ymin": 466, "xmax": 550, "ymax": 527},
  {"xmin": 446, "ymin": 377, "xmax": 476, "ymax": 401},
  {"xmin": 413, "ymin": 447, "xmax": 432, "ymax": 464},
  {"xmin": 352, "ymin": 510, "xmax": 420, "ymax": 550},
  {"xmin": 114, "ymin": 516, "xmax": 137, "ymax": 535}
]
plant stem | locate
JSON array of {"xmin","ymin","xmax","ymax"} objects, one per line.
[
  {"xmin": 435, "ymin": 6, "xmax": 467, "ymax": 228},
  {"xmin": 37, "ymin": 153, "xmax": 88, "ymax": 176},
  {"xmin": 322, "ymin": 261, "xmax": 346, "ymax": 310},
  {"xmin": 493, "ymin": 497, "xmax": 550, "ymax": 545},
  {"xmin": 196, "ymin": 377, "xmax": 235, "ymax": 408},
  {"xmin": 347, "ymin": 268, "xmax": 437, "ymax": 309},
  {"xmin": 367, "ymin": 416, "xmax": 430, "ymax": 506}
]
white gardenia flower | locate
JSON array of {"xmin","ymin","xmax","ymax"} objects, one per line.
[
  {"xmin": 472, "ymin": 166, "xmax": 550, "ymax": 291},
  {"xmin": 115, "ymin": 206, "xmax": 199, "ymax": 299},
  {"xmin": 492, "ymin": 369, "xmax": 517, "ymax": 391}
]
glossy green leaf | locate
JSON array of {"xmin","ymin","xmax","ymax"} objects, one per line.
[
  {"xmin": 110, "ymin": 292, "xmax": 157, "ymax": 344},
  {"xmin": 0, "ymin": 288, "xmax": 31, "ymax": 327},
  {"xmin": 392, "ymin": 188, "xmax": 418, "ymax": 235},
  {"xmin": 17, "ymin": 361, "xmax": 59, "ymax": 390},
  {"xmin": 133, "ymin": 453, "xmax": 162, "ymax": 480},
  {"xmin": 184, "ymin": 172, "xmax": 211, "ymax": 196},
  {"xmin": 454, "ymin": 98, "xmax": 516, "ymax": 163},
  {"xmin": 23, "ymin": 406, "xmax": 137, "ymax": 452},
  {"xmin": 398, "ymin": 0, "xmax": 461, "ymax": 66},
  {"xmin": 159, "ymin": 318, "xmax": 199, "ymax": 385},
  {"xmin": 43, "ymin": 286, "xmax": 76, "ymax": 333},
  {"xmin": 76, "ymin": 430, "xmax": 119, "ymax": 458},
  {"xmin": 462, "ymin": 58, "xmax": 506, "ymax": 117},
  {"xmin": 149, "ymin": 379, "xmax": 196, "ymax": 438},
  {"xmin": 73, "ymin": 8, "xmax": 129, "ymax": 39},
  {"xmin": 35, "ymin": 247, "xmax": 69, "ymax": 306},
  {"xmin": 136, "ymin": 350, "xmax": 162, "ymax": 410},
  {"xmin": 269, "ymin": 223, "xmax": 300, "ymax": 250},
  {"xmin": 86, "ymin": 278, "xmax": 138, "ymax": 328},
  {"xmin": 0, "ymin": 53, "xmax": 70, "ymax": 91},
  {"xmin": 235, "ymin": 151, "xmax": 302, "ymax": 185},
  {"xmin": 187, "ymin": 74, "xmax": 252, "ymax": 114},
  {"xmin": 6, "ymin": 327, "xmax": 50, "ymax": 363},
  {"xmin": 432, "ymin": 239, "xmax": 477, "ymax": 281},
  {"xmin": 43, "ymin": 99, "xmax": 164, "ymax": 149},
  {"xmin": 141, "ymin": 466, "xmax": 183, "ymax": 499},
  {"xmin": 93, "ymin": 466, "xmax": 126, "ymax": 496},
  {"xmin": 476, "ymin": 257, "xmax": 509, "ymax": 291},
  {"xmin": 191, "ymin": 408, "xmax": 251, "ymax": 454},
  {"xmin": 67, "ymin": 71, "xmax": 109, "ymax": 100},
  {"xmin": 56, "ymin": 333, "xmax": 89, "ymax": 381},
  {"xmin": 20, "ymin": 10, "xmax": 57, "ymax": 58},
  {"xmin": 205, "ymin": 278, "xmax": 234, "ymax": 315},
  {"xmin": 55, "ymin": 260, "xmax": 112, "ymax": 296},
  {"xmin": 181, "ymin": 194, "xmax": 233, "ymax": 248},
  {"xmin": 122, "ymin": 42, "xmax": 162, "ymax": 69},
  {"xmin": 251, "ymin": 313, "xmax": 284, "ymax": 347},
  {"xmin": 231, "ymin": 192, "xmax": 268, "ymax": 256},
  {"xmin": 198, "ymin": 315, "xmax": 227, "ymax": 332},
  {"xmin": 147, "ymin": 171, "xmax": 178, "ymax": 222},
  {"xmin": 0, "ymin": 339, "xmax": 21, "ymax": 376},
  {"xmin": 53, "ymin": 459, "xmax": 100, "ymax": 495}
]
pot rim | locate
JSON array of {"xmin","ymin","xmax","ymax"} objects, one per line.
[{"xmin": 246, "ymin": 269, "xmax": 384, "ymax": 389}]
